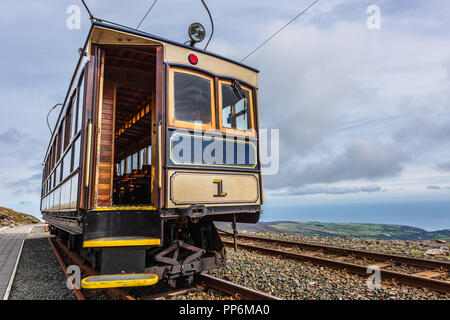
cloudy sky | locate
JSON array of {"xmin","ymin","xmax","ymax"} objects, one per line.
[{"xmin": 0, "ymin": 0, "xmax": 449, "ymax": 229}]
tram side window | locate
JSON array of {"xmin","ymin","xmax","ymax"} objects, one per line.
[
  {"xmin": 55, "ymin": 163, "xmax": 61, "ymax": 186},
  {"xmin": 141, "ymin": 147, "xmax": 150, "ymax": 167},
  {"xmin": 132, "ymin": 153, "xmax": 138, "ymax": 171},
  {"xmin": 126, "ymin": 155, "xmax": 132, "ymax": 174},
  {"xmin": 51, "ymin": 143, "xmax": 56, "ymax": 169},
  {"xmin": 70, "ymin": 91, "xmax": 78, "ymax": 139},
  {"xmin": 221, "ymin": 83, "xmax": 252, "ymax": 131},
  {"xmin": 72, "ymin": 136, "xmax": 81, "ymax": 170},
  {"xmin": 56, "ymin": 128, "xmax": 61, "ymax": 161},
  {"xmin": 120, "ymin": 159, "xmax": 125, "ymax": 175},
  {"xmin": 173, "ymin": 71, "xmax": 212, "ymax": 125},
  {"xmin": 77, "ymin": 73, "xmax": 85, "ymax": 133},
  {"xmin": 139, "ymin": 150, "xmax": 144, "ymax": 169},
  {"xmin": 62, "ymin": 148, "xmax": 71, "ymax": 179},
  {"xmin": 64, "ymin": 106, "xmax": 72, "ymax": 150}
]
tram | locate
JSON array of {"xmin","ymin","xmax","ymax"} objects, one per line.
[{"xmin": 41, "ymin": 20, "xmax": 262, "ymax": 288}]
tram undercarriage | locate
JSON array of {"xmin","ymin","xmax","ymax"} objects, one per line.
[{"xmin": 50, "ymin": 216, "xmax": 226, "ymax": 288}]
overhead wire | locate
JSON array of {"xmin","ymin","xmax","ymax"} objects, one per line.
[
  {"xmin": 240, "ymin": 0, "xmax": 320, "ymax": 62},
  {"xmin": 46, "ymin": 104, "xmax": 63, "ymax": 135},
  {"xmin": 137, "ymin": 0, "xmax": 159, "ymax": 30}
]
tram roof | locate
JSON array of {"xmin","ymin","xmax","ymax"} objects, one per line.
[{"xmin": 92, "ymin": 21, "xmax": 259, "ymax": 74}]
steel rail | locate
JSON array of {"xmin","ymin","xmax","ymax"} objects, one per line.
[
  {"xmin": 50, "ymin": 237, "xmax": 135, "ymax": 300},
  {"xmin": 219, "ymin": 232, "xmax": 450, "ymax": 270},
  {"xmin": 197, "ymin": 274, "xmax": 283, "ymax": 300},
  {"xmin": 48, "ymin": 237, "xmax": 85, "ymax": 300},
  {"xmin": 222, "ymin": 240, "xmax": 450, "ymax": 294},
  {"xmin": 138, "ymin": 286, "xmax": 205, "ymax": 300}
]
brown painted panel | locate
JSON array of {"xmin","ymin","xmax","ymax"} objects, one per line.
[
  {"xmin": 80, "ymin": 45, "xmax": 101, "ymax": 210},
  {"xmin": 151, "ymin": 46, "xmax": 164, "ymax": 208},
  {"xmin": 96, "ymin": 80, "xmax": 116, "ymax": 206}
]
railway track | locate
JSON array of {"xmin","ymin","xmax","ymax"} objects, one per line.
[
  {"xmin": 219, "ymin": 232, "xmax": 450, "ymax": 294},
  {"xmin": 48, "ymin": 236, "xmax": 280, "ymax": 300},
  {"xmin": 197, "ymin": 274, "xmax": 282, "ymax": 300},
  {"xmin": 49, "ymin": 237, "xmax": 135, "ymax": 300}
]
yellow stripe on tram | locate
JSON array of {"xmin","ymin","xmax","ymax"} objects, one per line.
[
  {"xmin": 94, "ymin": 206, "xmax": 157, "ymax": 211},
  {"xmin": 83, "ymin": 237, "xmax": 161, "ymax": 248},
  {"xmin": 81, "ymin": 273, "xmax": 158, "ymax": 289}
]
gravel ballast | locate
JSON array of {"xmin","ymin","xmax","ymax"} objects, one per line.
[
  {"xmin": 232, "ymin": 231, "xmax": 450, "ymax": 262},
  {"xmin": 207, "ymin": 248, "xmax": 450, "ymax": 300},
  {"xmin": 8, "ymin": 226, "xmax": 76, "ymax": 300}
]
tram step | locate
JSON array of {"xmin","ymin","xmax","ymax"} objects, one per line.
[
  {"xmin": 83, "ymin": 236, "xmax": 160, "ymax": 247},
  {"xmin": 81, "ymin": 273, "xmax": 158, "ymax": 289}
]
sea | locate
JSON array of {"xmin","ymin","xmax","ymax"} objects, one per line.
[{"xmin": 260, "ymin": 201, "xmax": 450, "ymax": 231}]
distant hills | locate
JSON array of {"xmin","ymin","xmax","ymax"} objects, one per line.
[
  {"xmin": 215, "ymin": 221, "xmax": 450, "ymax": 240},
  {"xmin": 0, "ymin": 206, "xmax": 40, "ymax": 227}
]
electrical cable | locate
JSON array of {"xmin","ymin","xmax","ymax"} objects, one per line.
[
  {"xmin": 80, "ymin": 0, "xmax": 95, "ymax": 20},
  {"xmin": 137, "ymin": 0, "xmax": 159, "ymax": 30},
  {"xmin": 240, "ymin": 0, "xmax": 320, "ymax": 62},
  {"xmin": 46, "ymin": 104, "xmax": 63, "ymax": 135},
  {"xmin": 200, "ymin": 0, "xmax": 214, "ymax": 51}
]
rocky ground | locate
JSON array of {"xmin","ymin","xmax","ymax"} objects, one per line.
[
  {"xmin": 206, "ymin": 248, "xmax": 450, "ymax": 300},
  {"xmin": 234, "ymin": 231, "xmax": 450, "ymax": 262},
  {"xmin": 0, "ymin": 206, "xmax": 40, "ymax": 228}
]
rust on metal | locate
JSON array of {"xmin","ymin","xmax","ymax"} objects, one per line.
[
  {"xmin": 51, "ymin": 237, "xmax": 135, "ymax": 300},
  {"xmin": 138, "ymin": 286, "xmax": 204, "ymax": 300},
  {"xmin": 370, "ymin": 262, "xmax": 393, "ymax": 269},
  {"xmin": 197, "ymin": 274, "xmax": 282, "ymax": 300},
  {"xmin": 47, "ymin": 237, "xmax": 85, "ymax": 300},
  {"xmin": 413, "ymin": 270, "xmax": 447, "ymax": 279}
]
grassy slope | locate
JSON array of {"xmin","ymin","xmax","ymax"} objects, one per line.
[
  {"xmin": 217, "ymin": 221, "xmax": 450, "ymax": 240},
  {"xmin": 266, "ymin": 222, "xmax": 450, "ymax": 240},
  {"xmin": 0, "ymin": 206, "xmax": 40, "ymax": 226}
]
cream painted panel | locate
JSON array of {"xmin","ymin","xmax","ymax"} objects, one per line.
[
  {"xmin": 90, "ymin": 26, "xmax": 163, "ymax": 46},
  {"xmin": 168, "ymin": 170, "xmax": 260, "ymax": 208},
  {"xmin": 165, "ymin": 45, "xmax": 258, "ymax": 87}
]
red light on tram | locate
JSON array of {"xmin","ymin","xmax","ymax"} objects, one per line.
[{"xmin": 188, "ymin": 54, "xmax": 198, "ymax": 65}]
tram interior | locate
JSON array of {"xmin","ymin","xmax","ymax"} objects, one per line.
[{"xmin": 103, "ymin": 46, "xmax": 155, "ymax": 205}]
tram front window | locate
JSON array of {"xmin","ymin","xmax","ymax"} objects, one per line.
[
  {"xmin": 221, "ymin": 83, "xmax": 251, "ymax": 131},
  {"xmin": 173, "ymin": 72, "xmax": 212, "ymax": 124}
]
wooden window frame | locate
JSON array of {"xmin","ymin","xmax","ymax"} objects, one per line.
[
  {"xmin": 64, "ymin": 104, "xmax": 72, "ymax": 150},
  {"xmin": 218, "ymin": 79, "xmax": 256, "ymax": 138},
  {"xmin": 56, "ymin": 125, "xmax": 63, "ymax": 162},
  {"xmin": 70, "ymin": 89, "xmax": 78, "ymax": 140},
  {"xmin": 76, "ymin": 71, "xmax": 85, "ymax": 135},
  {"xmin": 52, "ymin": 142, "xmax": 56, "ymax": 169},
  {"xmin": 168, "ymin": 67, "xmax": 216, "ymax": 131}
]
